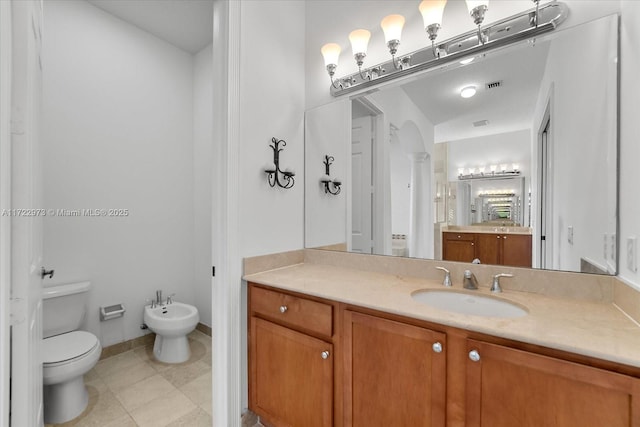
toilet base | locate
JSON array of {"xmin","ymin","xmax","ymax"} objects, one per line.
[
  {"xmin": 43, "ymin": 376, "xmax": 89, "ymax": 424},
  {"xmin": 153, "ymin": 334, "xmax": 191, "ymax": 363}
]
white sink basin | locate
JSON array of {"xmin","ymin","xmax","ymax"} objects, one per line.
[{"xmin": 411, "ymin": 290, "xmax": 528, "ymax": 318}]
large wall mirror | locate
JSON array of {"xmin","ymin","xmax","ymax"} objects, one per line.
[{"xmin": 305, "ymin": 13, "xmax": 618, "ymax": 275}]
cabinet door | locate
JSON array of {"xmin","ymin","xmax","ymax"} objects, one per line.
[
  {"xmin": 442, "ymin": 232, "xmax": 476, "ymax": 262},
  {"xmin": 501, "ymin": 234, "xmax": 532, "ymax": 267},
  {"xmin": 474, "ymin": 233, "xmax": 501, "ymax": 265},
  {"xmin": 344, "ymin": 311, "xmax": 446, "ymax": 427},
  {"xmin": 250, "ymin": 317, "xmax": 333, "ymax": 427},
  {"xmin": 466, "ymin": 339, "xmax": 640, "ymax": 427}
]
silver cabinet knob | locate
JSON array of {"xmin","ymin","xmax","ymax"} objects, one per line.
[
  {"xmin": 497, "ymin": 236, "xmax": 501, "ymax": 239},
  {"xmin": 321, "ymin": 350, "xmax": 330, "ymax": 359},
  {"xmin": 432, "ymin": 342, "xmax": 443, "ymax": 353},
  {"xmin": 469, "ymin": 350, "xmax": 481, "ymax": 362},
  {"xmin": 279, "ymin": 305, "xmax": 288, "ymax": 313},
  {"xmin": 503, "ymin": 236, "xmax": 508, "ymax": 239}
]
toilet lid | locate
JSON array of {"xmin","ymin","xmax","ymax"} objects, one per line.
[{"xmin": 43, "ymin": 331, "xmax": 98, "ymax": 364}]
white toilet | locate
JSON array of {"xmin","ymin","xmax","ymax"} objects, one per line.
[{"xmin": 42, "ymin": 281, "xmax": 102, "ymax": 424}]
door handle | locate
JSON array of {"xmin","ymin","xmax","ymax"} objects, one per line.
[{"xmin": 41, "ymin": 267, "xmax": 54, "ymax": 279}]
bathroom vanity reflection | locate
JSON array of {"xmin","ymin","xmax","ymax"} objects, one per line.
[{"xmin": 305, "ymin": 13, "xmax": 618, "ymax": 275}]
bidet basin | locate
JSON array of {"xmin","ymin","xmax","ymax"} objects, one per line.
[
  {"xmin": 411, "ymin": 290, "xmax": 528, "ymax": 318},
  {"xmin": 143, "ymin": 301, "xmax": 199, "ymax": 363}
]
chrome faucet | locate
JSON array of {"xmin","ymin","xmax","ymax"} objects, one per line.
[
  {"xmin": 463, "ymin": 270, "xmax": 479, "ymax": 290},
  {"xmin": 435, "ymin": 267, "xmax": 452, "ymax": 287},
  {"xmin": 156, "ymin": 290, "xmax": 163, "ymax": 306},
  {"xmin": 490, "ymin": 273, "xmax": 514, "ymax": 293}
]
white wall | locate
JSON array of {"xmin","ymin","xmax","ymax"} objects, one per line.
[
  {"xmin": 531, "ymin": 14, "xmax": 617, "ymax": 274},
  {"xmin": 42, "ymin": 0, "xmax": 196, "ymax": 346},
  {"xmin": 238, "ymin": 1, "xmax": 305, "ymax": 258},
  {"xmin": 619, "ymin": 0, "xmax": 640, "ymax": 288},
  {"xmin": 237, "ymin": 0, "xmax": 307, "ymax": 410},
  {"xmin": 193, "ymin": 43, "xmax": 213, "ymax": 327}
]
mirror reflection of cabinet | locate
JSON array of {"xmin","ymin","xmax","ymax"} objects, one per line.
[{"xmin": 443, "ymin": 231, "xmax": 532, "ymax": 267}]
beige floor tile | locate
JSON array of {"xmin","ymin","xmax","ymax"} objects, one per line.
[
  {"xmin": 180, "ymin": 371, "xmax": 212, "ymax": 415},
  {"xmin": 115, "ymin": 374, "xmax": 176, "ymax": 412},
  {"xmin": 100, "ymin": 414, "xmax": 138, "ymax": 427},
  {"xmin": 101, "ymin": 359, "xmax": 157, "ymax": 393},
  {"xmin": 160, "ymin": 359, "xmax": 211, "ymax": 388},
  {"xmin": 94, "ymin": 350, "xmax": 144, "ymax": 379},
  {"xmin": 129, "ymin": 389, "xmax": 197, "ymax": 427},
  {"xmin": 71, "ymin": 389, "xmax": 128, "ymax": 427},
  {"xmin": 166, "ymin": 407, "xmax": 212, "ymax": 427}
]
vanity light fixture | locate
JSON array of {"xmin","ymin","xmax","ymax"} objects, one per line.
[
  {"xmin": 465, "ymin": 0, "xmax": 490, "ymax": 44},
  {"xmin": 349, "ymin": 29, "xmax": 376, "ymax": 80},
  {"xmin": 320, "ymin": 155, "xmax": 342, "ymax": 195},
  {"xmin": 381, "ymin": 14, "xmax": 411, "ymax": 69},
  {"xmin": 321, "ymin": 43, "xmax": 343, "ymax": 89},
  {"xmin": 264, "ymin": 137, "xmax": 295, "ymax": 189},
  {"xmin": 460, "ymin": 85, "xmax": 477, "ymax": 98},
  {"xmin": 324, "ymin": 1, "xmax": 567, "ymax": 96},
  {"xmin": 458, "ymin": 163, "xmax": 521, "ymax": 180},
  {"xmin": 419, "ymin": 0, "xmax": 447, "ymax": 58}
]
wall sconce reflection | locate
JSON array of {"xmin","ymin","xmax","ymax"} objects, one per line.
[
  {"xmin": 320, "ymin": 155, "xmax": 342, "ymax": 195},
  {"xmin": 264, "ymin": 137, "xmax": 295, "ymax": 189}
]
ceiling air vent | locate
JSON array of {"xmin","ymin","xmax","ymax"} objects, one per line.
[
  {"xmin": 485, "ymin": 80, "xmax": 503, "ymax": 90},
  {"xmin": 473, "ymin": 120, "xmax": 489, "ymax": 127}
]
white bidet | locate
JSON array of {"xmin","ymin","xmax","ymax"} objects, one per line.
[{"xmin": 143, "ymin": 302, "xmax": 199, "ymax": 363}]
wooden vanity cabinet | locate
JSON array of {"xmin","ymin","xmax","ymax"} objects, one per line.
[
  {"xmin": 249, "ymin": 283, "xmax": 640, "ymax": 427},
  {"xmin": 443, "ymin": 231, "xmax": 532, "ymax": 267},
  {"xmin": 465, "ymin": 339, "xmax": 640, "ymax": 427},
  {"xmin": 249, "ymin": 284, "xmax": 335, "ymax": 427},
  {"xmin": 475, "ymin": 233, "xmax": 532, "ymax": 268},
  {"xmin": 343, "ymin": 311, "xmax": 446, "ymax": 427},
  {"xmin": 442, "ymin": 232, "xmax": 476, "ymax": 262}
]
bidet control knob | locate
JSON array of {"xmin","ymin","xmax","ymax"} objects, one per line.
[{"xmin": 279, "ymin": 305, "xmax": 288, "ymax": 313}]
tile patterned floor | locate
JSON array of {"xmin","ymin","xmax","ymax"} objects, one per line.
[{"xmin": 46, "ymin": 330, "xmax": 212, "ymax": 427}]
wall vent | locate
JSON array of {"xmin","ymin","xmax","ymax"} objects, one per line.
[
  {"xmin": 473, "ymin": 120, "xmax": 490, "ymax": 127},
  {"xmin": 485, "ymin": 80, "xmax": 503, "ymax": 90}
]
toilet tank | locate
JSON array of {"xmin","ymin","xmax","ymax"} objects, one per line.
[{"xmin": 42, "ymin": 281, "xmax": 91, "ymax": 339}]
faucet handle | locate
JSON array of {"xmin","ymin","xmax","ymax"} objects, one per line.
[
  {"xmin": 145, "ymin": 298, "xmax": 156, "ymax": 308},
  {"xmin": 166, "ymin": 293, "xmax": 176, "ymax": 304},
  {"xmin": 435, "ymin": 267, "xmax": 452, "ymax": 287},
  {"xmin": 491, "ymin": 273, "xmax": 514, "ymax": 293}
]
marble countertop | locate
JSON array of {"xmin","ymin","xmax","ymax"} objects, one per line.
[
  {"xmin": 244, "ymin": 263, "xmax": 640, "ymax": 369},
  {"xmin": 444, "ymin": 226, "xmax": 533, "ymax": 235}
]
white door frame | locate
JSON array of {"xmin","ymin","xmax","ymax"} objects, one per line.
[
  {"xmin": 211, "ymin": 1, "xmax": 242, "ymax": 425},
  {"xmin": 0, "ymin": 1, "xmax": 13, "ymax": 425}
]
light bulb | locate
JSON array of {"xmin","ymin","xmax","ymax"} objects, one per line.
[
  {"xmin": 320, "ymin": 43, "xmax": 341, "ymax": 67},
  {"xmin": 381, "ymin": 15, "xmax": 405, "ymax": 44},
  {"xmin": 458, "ymin": 168, "xmax": 465, "ymax": 175},
  {"xmin": 500, "ymin": 164, "xmax": 508, "ymax": 171},
  {"xmin": 419, "ymin": 0, "xmax": 447, "ymax": 28},
  {"xmin": 465, "ymin": 0, "xmax": 489, "ymax": 14},
  {"xmin": 512, "ymin": 163, "xmax": 520, "ymax": 171},
  {"xmin": 490, "ymin": 165, "xmax": 497, "ymax": 172},
  {"xmin": 349, "ymin": 29, "xmax": 371, "ymax": 56}
]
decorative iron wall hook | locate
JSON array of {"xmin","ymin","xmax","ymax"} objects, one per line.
[
  {"xmin": 265, "ymin": 137, "xmax": 295, "ymax": 189},
  {"xmin": 320, "ymin": 155, "xmax": 341, "ymax": 195}
]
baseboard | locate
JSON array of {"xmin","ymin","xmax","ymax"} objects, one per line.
[{"xmin": 100, "ymin": 322, "xmax": 211, "ymax": 360}]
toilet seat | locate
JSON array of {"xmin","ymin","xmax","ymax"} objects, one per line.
[{"xmin": 43, "ymin": 331, "xmax": 99, "ymax": 366}]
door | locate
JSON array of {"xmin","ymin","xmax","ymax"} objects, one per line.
[
  {"xmin": 442, "ymin": 232, "xmax": 475, "ymax": 262},
  {"xmin": 250, "ymin": 317, "xmax": 333, "ymax": 427},
  {"xmin": 466, "ymin": 340, "xmax": 640, "ymax": 427},
  {"xmin": 538, "ymin": 108, "xmax": 552, "ymax": 269},
  {"xmin": 351, "ymin": 116, "xmax": 373, "ymax": 253},
  {"xmin": 502, "ymin": 234, "xmax": 533, "ymax": 267},
  {"xmin": 344, "ymin": 311, "xmax": 446, "ymax": 427},
  {"xmin": 9, "ymin": 1, "xmax": 45, "ymax": 425},
  {"xmin": 475, "ymin": 234, "xmax": 500, "ymax": 265}
]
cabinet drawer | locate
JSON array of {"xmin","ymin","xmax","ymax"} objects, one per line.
[{"xmin": 250, "ymin": 285, "xmax": 333, "ymax": 337}]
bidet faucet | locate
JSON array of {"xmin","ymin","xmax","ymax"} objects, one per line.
[
  {"xmin": 156, "ymin": 290, "xmax": 163, "ymax": 305},
  {"xmin": 463, "ymin": 270, "xmax": 479, "ymax": 290}
]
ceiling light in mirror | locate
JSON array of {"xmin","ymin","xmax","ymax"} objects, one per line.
[
  {"xmin": 460, "ymin": 57, "xmax": 475, "ymax": 65},
  {"xmin": 460, "ymin": 85, "xmax": 477, "ymax": 98}
]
